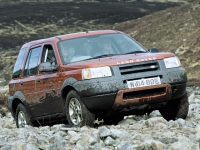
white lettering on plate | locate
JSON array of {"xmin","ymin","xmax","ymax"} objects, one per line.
[{"xmin": 117, "ymin": 57, "xmax": 157, "ymax": 65}]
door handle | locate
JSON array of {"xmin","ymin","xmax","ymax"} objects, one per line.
[
  {"xmin": 20, "ymin": 81, "xmax": 23, "ymax": 86},
  {"xmin": 36, "ymin": 78, "xmax": 40, "ymax": 83}
]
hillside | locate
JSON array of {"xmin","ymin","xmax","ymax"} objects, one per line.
[{"xmin": 0, "ymin": 1, "xmax": 183, "ymax": 49}]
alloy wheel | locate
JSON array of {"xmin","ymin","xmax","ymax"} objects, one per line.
[
  {"xmin": 18, "ymin": 111, "xmax": 27, "ymax": 128},
  {"xmin": 69, "ymin": 98, "xmax": 83, "ymax": 125}
]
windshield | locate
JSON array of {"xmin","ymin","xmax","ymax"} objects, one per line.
[{"xmin": 57, "ymin": 33, "xmax": 147, "ymax": 64}]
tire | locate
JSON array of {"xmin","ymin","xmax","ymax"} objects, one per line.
[
  {"xmin": 65, "ymin": 90, "xmax": 95, "ymax": 127},
  {"xmin": 16, "ymin": 103, "xmax": 33, "ymax": 128},
  {"xmin": 159, "ymin": 93, "xmax": 189, "ymax": 121}
]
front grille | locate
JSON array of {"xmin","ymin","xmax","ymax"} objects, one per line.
[
  {"xmin": 123, "ymin": 87, "xmax": 166, "ymax": 99},
  {"xmin": 119, "ymin": 60, "xmax": 159, "ymax": 75}
]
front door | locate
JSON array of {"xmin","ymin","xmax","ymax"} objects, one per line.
[{"xmin": 35, "ymin": 44, "xmax": 63, "ymax": 117}]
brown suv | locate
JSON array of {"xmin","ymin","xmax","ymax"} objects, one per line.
[{"xmin": 8, "ymin": 30, "xmax": 188, "ymax": 128}]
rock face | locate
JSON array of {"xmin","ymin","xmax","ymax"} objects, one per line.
[{"xmin": 0, "ymin": 86, "xmax": 200, "ymax": 150}]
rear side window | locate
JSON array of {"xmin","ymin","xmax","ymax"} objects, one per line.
[
  {"xmin": 12, "ymin": 47, "xmax": 28, "ymax": 78},
  {"xmin": 23, "ymin": 47, "xmax": 41, "ymax": 76}
]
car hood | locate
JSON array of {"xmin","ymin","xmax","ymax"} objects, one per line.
[{"xmin": 62, "ymin": 52, "xmax": 175, "ymax": 69}]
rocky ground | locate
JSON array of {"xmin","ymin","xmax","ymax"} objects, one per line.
[
  {"xmin": 0, "ymin": 1, "xmax": 199, "ymax": 149},
  {"xmin": 0, "ymin": 86, "xmax": 199, "ymax": 150}
]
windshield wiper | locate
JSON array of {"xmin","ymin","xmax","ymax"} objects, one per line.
[
  {"xmin": 124, "ymin": 51, "xmax": 147, "ymax": 54},
  {"xmin": 84, "ymin": 54, "xmax": 119, "ymax": 60}
]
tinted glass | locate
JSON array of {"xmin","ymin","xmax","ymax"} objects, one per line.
[
  {"xmin": 12, "ymin": 47, "xmax": 28, "ymax": 78},
  {"xmin": 57, "ymin": 33, "xmax": 147, "ymax": 64},
  {"xmin": 24, "ymin": 47, "xmax": 41, "ymax": 76}
]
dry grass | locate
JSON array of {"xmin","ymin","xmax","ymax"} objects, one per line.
[
  {"xmin": 0, "ymin": 1, "xmax": 184, "ymax": 49},
  {"xmin": 0, "ymin": 93, "xmax": 8, "ymax": 116}
]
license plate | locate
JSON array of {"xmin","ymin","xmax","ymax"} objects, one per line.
[{"xmin": 127, "ymin": 77, "xmax": 161, "ymax": 88}]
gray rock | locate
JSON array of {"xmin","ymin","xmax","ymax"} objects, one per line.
[
  {"xmin": 143, "ymin": 117, "xmax": 167, "ymax": 128},
  {"xmin": 69, "ymin": 134, "xmax": 81, "ymax": 144},
  {"xmin": 0, "ymin": 88, "xmax": 200, "ymax": 150},
  {"xmin": 0, "ymin": 144, "xmax": 12, "ymax": 150},
  {"xmin": 110, "ymin": 128, "xmax": 127, "ymax": 139},
  {"xmin": 80, "ymin": 126, "xmax": 89, "ymax": 133},
  {"xmin": 116, "ymin": 141, "xmax": 137, "ymax": 150},
  {"xmin": 98, "ymin": 126, "xmax": 111, "ymax": 138},
  {"xmin": 156, "ymin": 137, "xmax": 178, "ymax": 144},
  {"xmin": 49, "ymin": 140, "xmax": 68, "ymax": 150},
  {"xmin": 49, "ymin": 134, "xmax": 63, "ymax": 144},
  {"xmin": 36, "ymin": 135, "xmax": 49, "ymax": 149},
  {"xmin": 27, "ymin": 134, "xmax": 38, "ymax": 144},
  {"xmin": 141, "ymin": 140, "xmax": 165, "ymax": 150},
  {"xmin": 68, "ymin": 130, "xmax": 78, "ymax": 137},
  {"xmin": 61, "ymin": 127, "xmax": 80, "ymax": 132},
  {"xmin": 76, "ymin": 134, "xmax": 97, "ymax": 146},
  {"xmin": 50, "ymin": 124, "xmax": 64, "ymax": 131},
  {"xmin": 74, "ymin": 143, "xmax": 86, "ymax": 150},
  {"xmin": 91, "ymin": 128, "xmax": 100, "ymax": 142},
  {"xmin": 149, "ymin": 110, "xmax": 162, "ymax": 117},
  {"xmin": 131, "ymin": 133, "xmax": 142, "ymax": 141},
  {"xmin": 167, "ymin": 120, "xmax": 179, "ymax": 128},
  {"xmin": 185, "ymin": 121, "xmax": 196, "ymax": 128},
  {"xmin": 0, "ymin": 135, "xmax": 8, "ymax": 146},
  {"xmin": 104, "ymin": 136, "xmax": 115, "ymax": 146},
  {"xmin": 169, "ymin": 140, "xmax": 199, "ymax": 150},
  {"xmin": 176, "ymin": 118, "xmax": 186, "ymax": 127},
  {"xmin": 150, "ymin": 140, "xmax": 165, "ymax": 150},
  {"xmin": 38, "ymin": 126, "xmax": 50, "ymax": 133},
  {"xmin": 153, "ymin": 122, "xmax": 168, "ymax": 130},
  {"xmin": 54, "ymin": 130, "xmax": 67, "ymax": 137},
  {"xmin": 11, "ymin": 142, "xmax": 39, "ymax": 150},
  {"xmin": 141, "ymin": 134, "xmax": 154, "ymax": 141},
  {"xmin": 88, "ymin": 143, "xmax": 108, "ymax": 150}
]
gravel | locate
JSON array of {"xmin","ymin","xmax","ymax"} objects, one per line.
[{"xmin": 0, "ymin": 86, "xmax": 199, "ymax": 150}]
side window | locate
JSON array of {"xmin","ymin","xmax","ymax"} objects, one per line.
[
  {"xmin": 23, "ymin": 47, "xmax": 41, "ymax": 76},
  {"xmin": 12, "ymin": 47, "xmax": 28, "ymax": 78},
  {"xmin": 41, "ymin": 44, "xmax": 57, "ymax": 66}
]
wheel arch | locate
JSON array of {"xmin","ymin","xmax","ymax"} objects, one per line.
[
  {"xmin": 10, "ymin": 91, "xmax": 33, "ymax": 120},
  {"xmin": 61, "ymin": 77, "xmax": 78, "ymax": 108}
]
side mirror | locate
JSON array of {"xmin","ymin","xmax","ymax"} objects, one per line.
[
  {"xmin": 148, "ymin": 48, "xmax": 159, "ymax": 53},
  {"xmin": 38, "ymin": 62, "xmax": 58, "ymax": 72}
]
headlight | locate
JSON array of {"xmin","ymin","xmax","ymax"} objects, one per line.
[
  {"xmin": 164, "ymin": 56, "xmax": 181, "ymax": 69},
  {"xmin": 82, "ymin": 66, "xmax": 112, "ymax": 79}
]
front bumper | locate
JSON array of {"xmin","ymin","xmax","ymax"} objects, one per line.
[{"xmin": 73, "ymin": 60, "xmax": 187, "ymax": 110}]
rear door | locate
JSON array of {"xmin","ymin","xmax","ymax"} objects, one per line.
[{"xmin": 21, "ymin": 46, "xmax": 43, "ymax": 117}]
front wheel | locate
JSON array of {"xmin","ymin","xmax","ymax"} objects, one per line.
[
  {"xmin": 65, "ymin": 90, "xmax": 95, "ymax": 127},
  {"xmin": 159, "ymin": 93, "xmax": 189, "ymax": 121},
  {"xmin": 16, "ymin": 103, "xmax": 33, "ymax": 128}
]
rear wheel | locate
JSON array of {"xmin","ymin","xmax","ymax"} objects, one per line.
[
  {"xmin": 159, "ymin": 93, "xmax": 189, "ymax": 121},
  {"xmin": 65, "ymin": 90, "xmax": 95, "ymax": 127},
  {"xmin": 16, "ymin": 103, "xmax": 33, "ymax": 128}
]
